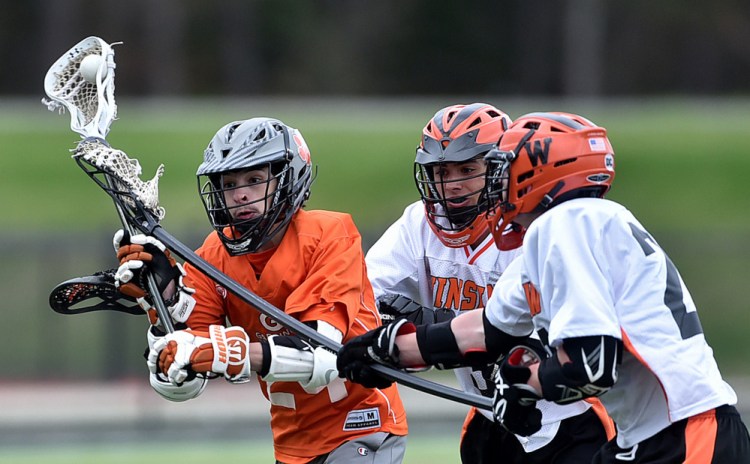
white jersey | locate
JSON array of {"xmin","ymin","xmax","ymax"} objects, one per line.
[
  {"xmin": 486, "ymin": 197, "xmax": 737, "ymax": 448},
  {"xmin": 366, "ymin": 201, "xmax": 592, "ymax": 452}
]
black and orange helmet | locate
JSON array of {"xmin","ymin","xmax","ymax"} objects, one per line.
[
  {"xmin": 414, "ymin": 103, "xmax": 511, "ymax": 247},
  {"xmin": 485, "ymin": 112, "xmax": 615, "ymax": 250}
]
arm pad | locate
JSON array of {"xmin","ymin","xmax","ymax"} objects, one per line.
[
  {"xmin": 414, "ymin": 311, "xmax": 529, "ymax": 369},
  {"xmin": 482, "ymin": 310, "xmax": 532, "ymax": 361},
  {"xmin": 415, "ymin": 321, "xmax": 463, "ymax": 369},
  {"xmin": 538, "ymin": 335, "xmax": 622, "ymax": 404},
  {"xmin": 260, "ymin": 321, "xmax": 342, "ymax": 390}
]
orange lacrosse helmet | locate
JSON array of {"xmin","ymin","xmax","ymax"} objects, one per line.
[
  {"xmin": 485, "ymin": 112, "xmax": 615, "ymax": 250},
  {"xmin": 414, "ymin": 103, "xmax": 511, "ymax": 247}
]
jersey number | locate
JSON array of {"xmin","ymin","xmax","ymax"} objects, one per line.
[{"xmin": 628, "ymin": 223, "xmax": 703, "ymax": 339}]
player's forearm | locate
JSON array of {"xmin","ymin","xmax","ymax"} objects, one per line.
[
  {"xmin": 394, "ymin": 332, "xmax": 425, "ymax": 366},
  {"xmin": 451, "ymin": 308, "xmax": 488, "ymax": 354},
  {"xmin": 249, "ymin": 342, "xmax": 265, "ymax": 371}
]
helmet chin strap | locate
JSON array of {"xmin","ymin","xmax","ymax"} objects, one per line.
[
  {"xmin": 232, "ymin": 216, "xmax": 263, "ymax": 235},
  {"xmin": 530, "ymin": 181, "xmax": 566, "ymax": 214}
]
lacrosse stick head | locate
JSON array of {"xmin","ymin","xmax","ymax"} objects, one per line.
[
  {"xmin": 49, "ymin": 269, "xmax": 142, "ymax": 316},
  {"xmin": 75, "ymin": 138, "xmax": 166, "ymax": 222},
  {"xmin": 43, "ymin": 36, "xmax": 118, "ymax": 139}
]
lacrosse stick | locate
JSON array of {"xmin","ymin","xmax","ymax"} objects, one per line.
[
  {"xmin": 49, "ymin": 269, "xmax": 142, "ymax": 316},
  {"xmin": 43, "ymin": 36, "xmax": 175, "ymax": 332},
  {"xmin": 69, "ymin": 139, "xmax": 492, "ymax": 410},
  {"xmin": 42, "ymin": 38, "xmax": 492, "ymax": 411}
]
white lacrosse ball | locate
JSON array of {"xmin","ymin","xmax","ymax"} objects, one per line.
[{"xmin": 79, "ymin": 54, "xmax": 107, "ymax": 83}]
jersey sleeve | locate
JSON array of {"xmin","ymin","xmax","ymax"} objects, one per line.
[
  {"xmin": 283, "ymin": 215, "xmax": 376, "ymax": 337},
  {"xmin": 523, "ymin": 201, "xmax": 622, "ymax": 346},
  {"xmin": 365, "ymin": 202, "xmax": 425, "ymax": 302},
  {"xmin": 484, "ymin": 255, "xmax": 535, "ymax": 336},
  {"xmin": 182, "ymin": 240, "xmax": 228, "ymax": 330}
]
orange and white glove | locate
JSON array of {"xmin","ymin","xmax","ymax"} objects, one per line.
[
  {"xmin": 151, "ymin": 325, "xmax": 252, "ymax": 385},
  {"xmin": 113, "ymin": 229, "xmax": 195, "ymax": 327},
  {"xmin": 146, "ymin": 326, "xmax": 207, "ymax": 402}
]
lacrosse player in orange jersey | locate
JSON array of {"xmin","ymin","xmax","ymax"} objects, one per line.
[
  {"xmin": 365, "ymin": 103, "xmax": 613, "ymax": 463},
  {"xmin": 113, "ymin": 117, "xmax": 407, "ymax": 464}
]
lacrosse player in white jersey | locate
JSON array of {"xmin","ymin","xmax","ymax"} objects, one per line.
[
  {"xmin": 365, "ymin": 103, "xmax": 614, "ymax": 463},
  {"xmin": 339, "ymin": 111, "xmax": 750, "ymax": 463}
]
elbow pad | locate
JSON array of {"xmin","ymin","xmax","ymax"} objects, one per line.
[{"xmin": 538, "ymin": 335, "xmax": 622, "ymax": 404}]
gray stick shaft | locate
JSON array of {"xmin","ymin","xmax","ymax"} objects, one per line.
[{"xmin": 150, "ymin": 226, "xmax": 493, "ymax": 411}]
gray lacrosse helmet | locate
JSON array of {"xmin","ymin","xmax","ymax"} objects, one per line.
[{"xmin": 197, "ymin": 117, "xmax": 314, "ymax": 255}]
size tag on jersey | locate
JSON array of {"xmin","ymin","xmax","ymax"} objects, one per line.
[{"xmin": 343, "ymin": 407, "xmax": 381, "ymax": 431}]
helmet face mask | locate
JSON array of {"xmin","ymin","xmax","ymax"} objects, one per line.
[
  {"xmin": 414, "ymin": 103, "xmax": 511, "ymax": 248},
  {"xmin": 197, "ymin": 118, "xmax": 313, "ymax": 255},
  {"xmin": 485, "ymin": 112, "xmax": 616, "ymax": 250},
  {"xmin": 484, "ymin": 149, "xmax": 524, "ymax": 250},
  {"xmin": 416, "ymin": 157, "xmax": 488, "ymax": 240}
]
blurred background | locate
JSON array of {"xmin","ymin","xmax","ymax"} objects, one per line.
[{"xmin": 1, "ymin": 1, "xmax": 749, "ymax": 462}]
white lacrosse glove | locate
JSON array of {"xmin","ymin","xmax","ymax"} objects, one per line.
[
  {"xmin": 113, "ymin": 229, "xmax": 195, "ymax": 327},
  {"xmin": 152, "ymin": 325, "xmax": 253, "ymax": 385},
  {"xmin": 146, "ymin": 326, "xmax": 207, "ymax": 402}
]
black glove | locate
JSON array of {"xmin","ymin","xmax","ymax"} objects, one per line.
[
  {"xmin": 470, "ymin": 362, "xmax": 499, "ymax": 398},
  {"xmin": 337, "ymin": 319, "xmax": 415, "ymax": 389},
  {"xmin": 492, "ymin": 345, "xmax": 544, "ymax": 436},
  {"xmin": 378, "ymin": 294, "xmax": 454, "ymax": 325}
]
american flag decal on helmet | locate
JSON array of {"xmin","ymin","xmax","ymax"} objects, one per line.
[{"xmin": 588, "ymin": 137, "xmax": 607, "ymax": 151}]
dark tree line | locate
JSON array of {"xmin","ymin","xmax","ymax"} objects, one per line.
[{"xmin": 3, "ymin": 0, "xmax": 750, "ymax": 97}]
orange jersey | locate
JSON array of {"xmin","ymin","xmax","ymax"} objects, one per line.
[{"xmin": 183, "ymin": 209, "xmax": 407, "ymax": 463}]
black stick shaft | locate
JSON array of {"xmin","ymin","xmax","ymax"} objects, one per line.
[
  {"xmin": 150, "ymin": 226, "xmax": 492, "ymax": 411},
  {"xmin": 104, "ymin": 176, "xmax": 174, "ymax": 332}
]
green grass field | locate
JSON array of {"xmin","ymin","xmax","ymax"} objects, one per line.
[
  {"xmin": 4, "ymin": 97, "xmax": 750, "ymax": 234},
  {"xmin": 0, "ymin": 436, "xmax": 460, "ymax": 464}
]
